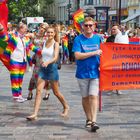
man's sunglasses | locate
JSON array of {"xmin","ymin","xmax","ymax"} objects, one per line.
[{"xmin": 84, "ymin": 24, "xmax": 93, "ymax": 27}]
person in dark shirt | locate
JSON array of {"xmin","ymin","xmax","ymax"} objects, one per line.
[
  {"xmin": 106, "ymin": 24, "xmax": 123, "ymax": 95},
  {"xmin": 106, "ymin": 25, "xmax": 118, "ymax": 42}
]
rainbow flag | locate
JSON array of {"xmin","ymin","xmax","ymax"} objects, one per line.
[
  {"xmin": 72, "ymin": 9, "xmax": 84, "ymax": 33},
  {"xmin": 73, "ymin": 21, "xmax": 81, "ymax": 34},
  {"xmin": 62, "ymin": 35, "xmax": 68, "ymax": 50}
]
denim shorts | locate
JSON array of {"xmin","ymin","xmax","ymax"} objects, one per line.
[
  {"xmin": 77, "ymin": 78, "xmax": 99, "ymax": 97},
  {"xmin": 38, "ymin": 63, "xmax": 59, "ymax": 81}
]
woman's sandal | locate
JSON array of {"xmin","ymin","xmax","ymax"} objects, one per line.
[
  {"xmin": 26, "ymin": 114, "xmax": 37, "ymax": 121},
  {"xmin": 43, "ymin": 93, "xmax": 50, "ymax": 100},
  {"xmin": 27, "ymin": 92, "xmax": 33, "ymax": 100},
  {"xmin": 91, "ymin": 122, "xmax": 100, "ymax": 132},
  {"xmin": 85, "ymin": 120, "xmax": 92, "ymax": 128}
]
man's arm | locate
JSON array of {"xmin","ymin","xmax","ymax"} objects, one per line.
[{"xmin": 74, "ymin": 50, "xmax": 102, "ymax": 60}]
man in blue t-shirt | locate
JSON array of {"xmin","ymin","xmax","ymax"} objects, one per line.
[{"xmin": 72, "ymin": 17, "xmax": 102, "ymax": 132}]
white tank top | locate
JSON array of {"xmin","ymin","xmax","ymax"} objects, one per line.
[{"xmin": 42, "ymin": 41, "xmax": 55, "ymax": 62}]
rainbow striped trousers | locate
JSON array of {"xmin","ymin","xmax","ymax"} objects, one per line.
[{"xmin": 10, "ymin": 59, "xmax": 26, "ymax": 97}]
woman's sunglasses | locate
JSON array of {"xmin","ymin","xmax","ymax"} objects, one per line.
[{"xmin": 84, "ymin": 24, "xmax": 93, "ymax": 27}]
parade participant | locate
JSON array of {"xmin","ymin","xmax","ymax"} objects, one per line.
[
  {"xmin": 72, "ymin": 17, "xmax": 102, "ymax": 132},
  {"xmin": 26, "ymin": 26, "xmax": 69, "ymax": 120},
  {"xmin": 67, "ymin": 28, "xmax": 77, "ymax": 63},
  {"xmin": 27, "ymin": 23, "xmax": 51, "ymax": 101},
  {"xmin": 106, "ymin": 24, "xmax": 129, "ymax": 95},
  {"xmin": 0, "ymin": 22, "xmax": 41, "ymax": 103}
]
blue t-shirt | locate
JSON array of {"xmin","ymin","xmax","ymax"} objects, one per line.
[{"xmin": 72, "ymin": 34, "xmax": 102, "ymax": 79}]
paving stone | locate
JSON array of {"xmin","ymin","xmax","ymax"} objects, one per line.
[{"xmin": 0, "ymin": 64, "xmax": 140, "ymax": 140}]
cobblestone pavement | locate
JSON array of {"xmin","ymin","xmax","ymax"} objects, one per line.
[{"xmin": 0, "ymin": 64, "xmax": 140, "ymax": 140}]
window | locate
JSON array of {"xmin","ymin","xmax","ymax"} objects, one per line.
[{"xmin": 85, "ymin": 0, "xmax": 93, "ymax": 5}]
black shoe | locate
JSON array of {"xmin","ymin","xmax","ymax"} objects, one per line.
[
  {"xmin": 43, "ymin": 93, "xmax": 50, "ymax": 100},
  {"xmin": 27, "ymin": 92, "xmax": 33, "ymax": 100},
  {"xmin": 85, "ymin": 120, "xmax": 92, "ymax": 128},
  {"xmin": 91, "ymin": 122, "xmax": 99, "ymax": 132}
]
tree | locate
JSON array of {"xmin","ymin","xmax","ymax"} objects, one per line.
[
  {"xmin": 38, "ymin": 0, "xmax": 54, "ymax": 18},
  {"xmin": 38, "ymin": 0, "xmax": 54, "ymax": 5},
  {"xmin": 8, "ymin": 0, "xmax": 39, "ymax": 22}
]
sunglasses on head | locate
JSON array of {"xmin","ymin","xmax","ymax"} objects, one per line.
[{"xmin": 84, "ymin": 24, "xmax": 93, "ymax": 27}]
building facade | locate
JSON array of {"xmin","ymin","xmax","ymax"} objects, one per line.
[
  {"xmin": 39, "ymin": 0, "xmax": 55, "ymax": 23},
  {"xmin": 122, "ymin": 0, "xmax": 140, "ymax": 28},
  {"xmin": 39, "ymin": 0, "xmax": 139, "ymax": 28}
]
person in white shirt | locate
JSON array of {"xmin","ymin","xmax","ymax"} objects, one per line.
[{"xmin": 0, "ymin": 22, "xmax": 41, "ymax": 103}]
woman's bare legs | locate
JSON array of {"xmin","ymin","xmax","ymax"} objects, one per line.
[
  {"xmin": 27, "ymin": 78, "xmax": 45, "ymax": 120},
  {"xmin": 51, "ymin": 81, "xmax": 69, "ymax": 117}
]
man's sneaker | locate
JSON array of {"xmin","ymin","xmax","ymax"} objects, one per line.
[
  {"xmin": 91, "ymin": 122, "xmax": 100, "ymax": 132},
  {"xmin": 105, "ymin": 90, "xmax": 114, "ymax": 95},
  {"xmin": 116, "ymin": 90, "xmax": 123, "ymax": 95},
  {"xmin": 106, "ymin": 90, "xmax": 123, "ymax": 95},
  {"xmin": 16, "ymin": 96, "xmax": 27, "ymax": 103},
  {"xmin": 85, "ymin": 120, "xmax": 92, "ymax": 128}
]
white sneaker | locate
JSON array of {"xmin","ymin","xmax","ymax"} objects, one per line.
[
  {"xmin": 28, "ymin": 67, "xmax": 32, "ymax": 72},
  {"xmin": 105, "ymin": 90, "xmax": 114, "ymax": 95},
  {"xmin": 15, "ymin": 96, "xmax": 27, "ymax": 103},
  {"xmin": 13, "ymin": 96, "xmax": 19, "ymax": 99}
]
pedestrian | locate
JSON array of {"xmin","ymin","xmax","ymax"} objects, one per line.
[
  {"xmin": 27, "ymin": 23, "xmax": 51, "ymax": 101},
  {"xmin": 67, "ymin": 28, "xmax": 77, "ymax": 63},
  {"xmin": 0, "ymin": 22, "xmax": 41, "ymax": 103},
  {"xmin": 26, "ymin": 25, "xmax": 69, "ymax": 120},
  {"xmin": 106, "ymin": 24, "xmax": 129, "ymax": 95},
  {"xmin": 72, "ymin": 17, "xmax": 102, "ymax": 132}
]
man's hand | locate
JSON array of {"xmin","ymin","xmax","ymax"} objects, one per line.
[{"xmin": 95, "ymin": 49, "xmax": 102, "ymax": 56}]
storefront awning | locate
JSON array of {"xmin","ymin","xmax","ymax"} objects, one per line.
[{"xmin": 121, "ymin": 13, "xmax": 140, "ymax": 23}]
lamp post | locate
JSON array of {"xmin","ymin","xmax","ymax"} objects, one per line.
[
  {"xmin": 67, "ymin": 0, "xmax": 71, "ymax": 25},
  {"xmin": 118, "ymin": 0, "xmax": 121, "ymax": 24}
]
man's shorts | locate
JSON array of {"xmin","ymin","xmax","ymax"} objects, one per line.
[{"xmin": 77, "ymin": 78, "xmax": 99, "ymax": 97}]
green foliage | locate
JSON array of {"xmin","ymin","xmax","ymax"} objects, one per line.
[
  {"xmin": 8, "ymin": 0, "xmax": 39, "ymax": 22},
  {"xmin": 46, "ymin": 0, "xmax": 54, "ymax": 4}
]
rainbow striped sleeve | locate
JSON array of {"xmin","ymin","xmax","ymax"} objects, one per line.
[
  {"xmin": 0, "ymin": 30, "xmax": 8, "ymax": 41},
  {"xmin": 24, "ymin": 37, "xmax": 41, "ymax": 66},
  {"xmin": 24, "ymin": 37, "xmax": 41, "ymax": 55},
  {"xmin": 28, "ymin": 43, "xmax": 41, "ymax": 55},
  {"xmin": 0, "ymin": 39, "xmax": 7, "ymax": 54}
]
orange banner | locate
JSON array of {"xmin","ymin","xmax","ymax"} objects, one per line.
[{"xmin": 100, "ymin": 43, "xmax": 140, "ymax": 91}]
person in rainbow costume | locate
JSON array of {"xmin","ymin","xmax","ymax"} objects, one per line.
[{"xmin": 0, "ymin": 22, "xmax": 41, "ymax": 103}]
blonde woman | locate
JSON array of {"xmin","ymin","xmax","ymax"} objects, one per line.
[{"xmin": 26, "ymin": 26, "xmax": 69, "ymax": 120}]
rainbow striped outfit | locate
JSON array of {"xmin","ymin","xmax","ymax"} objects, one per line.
[{"xmin": 0, "ymin": 31, "xmax": 41, "ymax": 97}]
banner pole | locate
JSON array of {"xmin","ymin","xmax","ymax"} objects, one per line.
[{"xmin": 99, "ymin": 90, "xmax": 102, "ymax": 112}]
